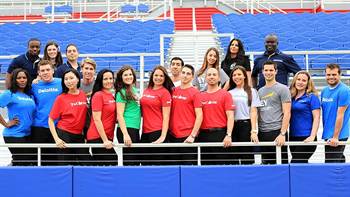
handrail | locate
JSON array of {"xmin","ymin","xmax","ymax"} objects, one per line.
[
  {"xmin": 256, "ymin": 0, "xmax": 287, "ymax": 14},
  {"xmin": 0, "ymin": 0, "xmax": 168, "ymax": 23},
  {"xmin": 99, "ymin": 3, "xmax": 120, "ymax": 21},
  {"xmin": 246, "ymin": 50, "xmax": 350, "ymax": 71},
  {"xmin": 253, "ymin": 0, "xmax": 275, "ymax": 14},
  {"xmin": 0, "ymin": 141, "xmax": 348, "ymax": 166},
  {"xmin": 0, "ymin": 141, "xmax": 347, "ymax": 148},
  {"xmin": 160, "ymin": 33, "xmax": 234, "ymax": 66},
  {"xmin": 246, "ymin": 50, "xmax": 350, "ymax": 56},
  {"xmin": 0, "ymin": 53, "xmax": 161, "ymax": 59},
  {"xmin": 192, "ymin": 7, "xmax": 196, "ymax": 32},
  {"xmin": 217, "ymin": 0, "xmax": 245, "ymax": 14}
]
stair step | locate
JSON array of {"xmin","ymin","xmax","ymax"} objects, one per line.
[
  {"xmin": 194, "ymin": 7, "xmax": 223, "ymax": 31},
  {"xmin": 174, "ymin": 8, "xmax": 193, "ymax": 31}
]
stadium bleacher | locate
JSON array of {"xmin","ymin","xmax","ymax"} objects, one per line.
[
  {"xmin": 0, "ymin": 20, "xmax": 174, "ymax": 72},
  {"xmin": 120, "ymin": 3, "xmax": 149, "ymax": 13},
  {"xmin": 212, "ymin": 13, "xmax": 350, "ymax": 70},
  {"xmin": 44, "ymin": 5, "xmax": 73, "ymax": 14}
]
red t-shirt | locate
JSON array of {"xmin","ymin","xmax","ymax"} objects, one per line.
[
  {"xmin": 200, "ymin": 89, "xmax": 235, "ymax": 130},
  {"xmin": 86, "ymin": 90, "xmax": 116, "ymax": 141},
  {"xmin": 170, "ymin": 86, "xmax": 202, "ymax": 138},
  {"xmin": 140, "ymin": 87, "xmax": 171, "ymax": 133},
  {"xmin": 49, "ymin": 91, "xmax": 88, "ymax": 135}
]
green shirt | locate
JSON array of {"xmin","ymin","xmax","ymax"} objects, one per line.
[{"xmin": 116, "ymin": 87, "xmax": 141, "ymax": 129}]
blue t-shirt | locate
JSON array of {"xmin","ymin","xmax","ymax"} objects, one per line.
[
  {"xmin": 0, "ymin": 90, "xmax": 36, "ymax": 137},
  {"xmin": 290, "ymin": 93, "xmax": 320, "ymax": 137},
  {"xmin": 321, "ymin": 82, "xmax": 350, "ymax": 140},
  {"xmin": 31, "ymin": 78, "xmax": 62, "ymax": 128}
]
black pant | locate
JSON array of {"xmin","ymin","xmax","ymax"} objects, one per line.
[
  {"xmin": 168, "ymin": 134, "xmax": 197, "ymax": 165},
  {"xmin": 289, "ymin": 136, "xmax": 317, "ymax": 163},
  {"xmin": 31, "ymin": 126, "xmax": 57, "ymax": 165},
  {"xmin": 258, "ymin": 130, "xmax": 288, "ymax": 164},
  {"xmin": 87, "ymin": 138, "xmax": 118, "ymax": 166},
  {"xmin": 232, "ymin": 120, "xmax": 255, "ymax": 164},
  {"xmin": 197, "ymin": 128, "xmax": 231, "ymax": 165},
  {"xmin": 116, "ymin": 127, "xmax": 140, "ymax": 166},
  {"xmin": 140, "ymin": 130, "xmax": 171, "ymax": 165},
  {"xmin": 3, "ymin": 136, "xmax": 35, "ymax": 166},
  {"xmin": 56, "ymin": 128, "xmax": 92, "ymax": 165},
  {"xmin": 325, "ymin": 138, "xmax": 347, "ymax": 163}
]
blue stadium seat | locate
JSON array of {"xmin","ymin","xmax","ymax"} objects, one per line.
[
  {"xmin": 121, "ymin": 4, "xmax": 137, "ymax": 13},
  {"xmin": 138, "ymin": 4, "xmax": 149, "ymax": 13},
  {"xmin": 212, "ymin": 13, "xmax": 350, "ymax": 57},
  {"xmin": 319, "ymin": 41, "xmax": 343, "ymax": 50},
  {"xmin": 0, "ymin": 20, "xmax": 174, "ymax": 72},
  {"xmin": 309, "ymin": 55, "xmax": 337, "ymax": 69}
]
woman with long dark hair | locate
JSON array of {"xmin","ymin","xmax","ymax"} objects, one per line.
[
  {"xmin": 43, "ymin": 41, "xmax": 63, "ymax": 70},
  {"xmin": 289, "ymin": 71, "xmax": 320, "ymax": 163},
  {"xmin": 0, "ymin": 68, "xmax": 35, "ymax": 166},
  {"xmin": 115, "ymin": 65, "xmax": 141, "ymax": 165},
  {"xmin": 227, "ymin": 66, "xmax": 260, "ymax": 164},
  {"xmin": 193, "ymin": 47, "xmax": 229, "ymax": 91},
  {"xmin": 86, "ymin": 69, "xmax": 117, "ymax": 165},
  {"xmin": 48, "ymin": 69, "xmax": 91, "ymax": 165},
  {"xmin": 221, "ymin": 39, "xmax": 251, "ymax": 80},
  {"xmin": 140, "ymin": 65, "xmax": 174, "ymax": 165}
]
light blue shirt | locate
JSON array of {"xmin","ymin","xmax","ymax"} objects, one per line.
[
  {"xmin": 321, "ymin": 82, "xmax": 350, "ymax": 140},
  {"xmin": 31, "ymin": 78, "xmax": 62, "ymax": 128},
  {"xmin": 0, "ymin": 90, "xmax": 35, "ymax": 137}
]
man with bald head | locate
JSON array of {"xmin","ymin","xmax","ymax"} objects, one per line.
[
  {"xmin": 6, "ymin": 38, "xmax": 41, "ymax": 88},
  {"xmin": 252, "ymin": 34, "xmax": 300, "ymax": 89}
]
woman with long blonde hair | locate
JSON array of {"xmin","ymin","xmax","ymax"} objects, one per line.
[
  {"xmin": 289, "ymin": 71, "xmax": 320, "ymax": 163},
  {"xmin": 193, "ymin": 47, "xmax": 229, "ymax": 91}
]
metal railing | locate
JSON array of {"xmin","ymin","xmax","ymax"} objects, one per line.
[
  {"xmin": 0, "ymin": 141, "xmax": 349, "ymax": 166},
  {"xmin": 0, "ymin": 0, "xmax": 170, "ymax": 23},
  {"xmin": 246, "ymin": 50, "xmax": 350, "ymax": 72},
  {"xmin": 160, "ymin": 32, "xmax": 234, "ymax": 68},
  {"xmin": 217, "ymin": 0, "xmax": 320, "ymax": 14}
]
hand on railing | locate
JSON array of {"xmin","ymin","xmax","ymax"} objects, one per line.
[
  {"xmin": 123, "ymin": 134, "xmax": 132, "ymax": 147},
  {"xmin": 327, "ymin": 137, "xmax": 339, "ymax": 147},
  {"xmin": 275, "ymin": 134, "xmax": 285, "ymax": 146},
  {"xmin": 152, "ymin": 135, "xmax": 166, "ymax": 144},
  {"xmin": 250, "ymin": 133, "xmax": 259, "ymax": 144},
  {"xmin": 223, "ymin": 135, "xmax": 232, "ymax": 148},
  {"xmin": 103, "ymin": 140, "xmax": 114, "ymax": 149},
  {"xmin": 184, "ymin": 135, "xmax": 195, "ymax": 143},
  {"xmin": 54, "ymin": 138, "xmax": 66, "ymax": 149},
  {"xmin": 304, "ymin": 135, "xmax": 316, "ymax": 143}
]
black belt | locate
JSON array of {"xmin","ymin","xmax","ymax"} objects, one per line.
[
  {"xmin": 201, "ymin": 127, "xmax": 226, "ymax": 133},
  {"xmin": 234, "ymin": 119, "xmax": 250, "ymax": 123}
]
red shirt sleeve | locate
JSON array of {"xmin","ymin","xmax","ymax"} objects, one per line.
[
  {"xmin": 161, "ymin": 89, "xmax": 172, "ymax": 107},
  {"xmin": 49, "ymin": 96, "xmax": 63, "ymax": 120},
  {"xmin": 224, "ymin": 91, "xmax": 235, "ymax": 111},
  {"xmin": 91, "ymin": 92, "xmax": 103, "ymax": 112}
]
